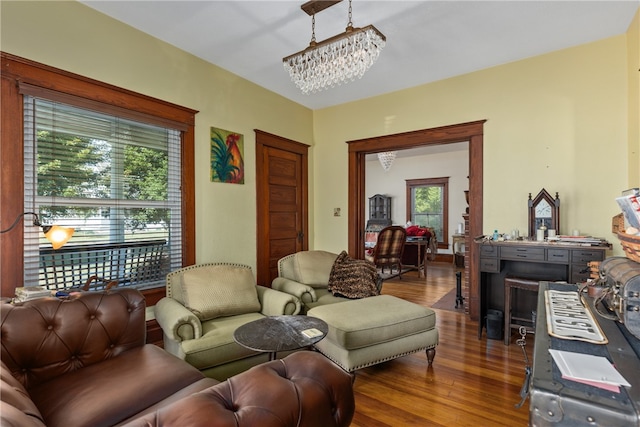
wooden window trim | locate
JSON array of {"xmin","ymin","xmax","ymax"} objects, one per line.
[{"xmin": 0, "ymin": 52, "xmax": 197, "ymax": 300}]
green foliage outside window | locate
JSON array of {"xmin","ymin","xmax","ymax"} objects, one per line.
[
  {"xmin": 36, "ymin": 127, "xmax": 170, "ymax": 237},
  {"xmin": 412, "ymin": 185, "xmax": 443, "ymax": 239}
]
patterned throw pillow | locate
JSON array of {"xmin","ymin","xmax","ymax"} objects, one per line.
[{"xmin": 328, "ymin": 251, "xmax": 380, "ymax": 299}]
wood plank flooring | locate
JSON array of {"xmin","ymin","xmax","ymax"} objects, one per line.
[{"xmin": 350, "ymin": 263, "xmax": 534, "ymax": 427}]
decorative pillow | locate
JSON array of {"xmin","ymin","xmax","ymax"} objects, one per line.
[
  {"xmin": 328, "ymin": 251, "xmax": 380, "ymax": 299},
  {"xmin": 181, "ymin": 265, "xmax": 260, "ymax": 321}
]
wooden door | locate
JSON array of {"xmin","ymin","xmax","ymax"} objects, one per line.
[{"xmin": 255, "ymin": 130, "xmax": 308, "ymax": 286}]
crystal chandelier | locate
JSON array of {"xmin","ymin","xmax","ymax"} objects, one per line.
[
  {"xmin": 283, "ymin": 0, "xmax": 386, "ymax": 95},
  {"xmin": 377, "ymin": 151, "xmax": 396, "ymax": 172}
]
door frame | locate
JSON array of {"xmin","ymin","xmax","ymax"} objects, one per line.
[{"xmin": 347, "ymin": 120, "xmax": 485, "ymax": 320}]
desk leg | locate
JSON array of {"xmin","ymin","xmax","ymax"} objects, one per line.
[
  {"xmin": 478, "ymin": 273, "xmax": 485, "ymax": 340},
  {"xmin": 414, "ymin": 244, "xmax": 424, "ymax": 278}
]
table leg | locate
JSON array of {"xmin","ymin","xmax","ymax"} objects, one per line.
[{"xmin": 420, "ymin": 243, "xmax": 427, "ymax": 278}]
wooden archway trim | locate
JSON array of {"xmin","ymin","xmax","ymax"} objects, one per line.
[{"xmin": 347, "ymin": 120, "xmax": 485, "ymax": 320}]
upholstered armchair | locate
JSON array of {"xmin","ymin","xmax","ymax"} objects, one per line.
[
  {"xmin": 372, "ymin": 225, "xmax": 407, "ymax": 278},
  {"xmin": 154, "ymin": 263, "xmax": 301, "ymax": 380},
  {"xmin": 272, "ymin": 250, "xmax": 381, "ymax": 313},
  {"xmin": 272, "ymin": 251, "xmax": 347, "ymax": 313}
]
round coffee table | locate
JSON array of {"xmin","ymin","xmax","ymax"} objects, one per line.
[{"xmin": 233, "ymin": 315, "xmax": 328, "ymax": 360}]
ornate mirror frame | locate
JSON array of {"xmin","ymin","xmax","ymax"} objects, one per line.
[{"xmin": 528, "ymin": 189, "xmax": 560, "ymax": 237}]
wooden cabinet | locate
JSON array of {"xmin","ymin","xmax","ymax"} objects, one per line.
[
  {"xmin": 478, "ymin": 240, "xmax": 609, "ymax": 339},
  {"xmin": 369, "ymin": 194, "xmax": 391, "ymax": 221}
]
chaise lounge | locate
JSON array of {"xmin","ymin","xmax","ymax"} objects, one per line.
[{"xmin": 274, "ymin": 250, "xmax": 439, "ymax": 372}]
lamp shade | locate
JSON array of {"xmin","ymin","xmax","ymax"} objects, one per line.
[
  {"xmin": 1, "ymin": 212, "xmax": 74, "ymax": 249},
  {"xmin": 43, "ymin": 225, "xmax": 75, "ymax": 250}
]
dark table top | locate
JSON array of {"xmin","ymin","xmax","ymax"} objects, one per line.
[{"xmin": 233, "ymin": 315, "xmax": 328, "ymax": 354}]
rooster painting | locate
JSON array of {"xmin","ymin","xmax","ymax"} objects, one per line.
[{"xmin": 210, "ymin": 127, "xmax": 244, "ymax": 184}]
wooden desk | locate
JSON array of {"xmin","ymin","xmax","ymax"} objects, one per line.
[
  {"xmin": 477, "ymin": 240, "xmax": 609, "ymax": 339},
  {"xmin": 402, "ymin": 237, "xmax": 430, "ymax": 278}
]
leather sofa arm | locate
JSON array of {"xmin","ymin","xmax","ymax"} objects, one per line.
[
  {"xmin": 271, "ymin": 277, "xmax": 317, "ymax": 305},
  {"xmin": 256, "ymin": 286, "xmax": 301, "ymax": 316},
  {"xmin": 121, "ymin": 351, "xmax": 355, "ymax": 427},
  {"xmin": 154, "ymin": 297, "xmax": 202, "ymax": 341}
]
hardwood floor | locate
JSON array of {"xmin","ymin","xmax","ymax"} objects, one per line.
[{"xmin": 350, "ymin": 263, "xmax": 534, "ymax": 427}]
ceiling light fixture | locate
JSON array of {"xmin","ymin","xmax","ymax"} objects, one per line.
[
  {"xmin": 283, "ymin": 0, "xmax": 386, "ymax": 95},
  {"xmin": 377, "ymin": 151, "xmax": 396, "ymax": 172},
  {"xmin": 1, "ymin": 212, "xmax": 74, "ymax": 249}
]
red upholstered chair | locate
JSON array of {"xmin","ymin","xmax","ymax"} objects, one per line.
[{"xmin": 372, "ymin": 226, "xmax": 407, "ymax": 278}]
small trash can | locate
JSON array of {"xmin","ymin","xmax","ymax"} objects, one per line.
[{"xmin": 486, "ymin": 309, "xmax": 503, "ymax": 340}]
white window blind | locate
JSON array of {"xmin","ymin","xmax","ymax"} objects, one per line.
[{"xmin": 23, "ymin": 95, "xmax": 182, "ymax": 290}]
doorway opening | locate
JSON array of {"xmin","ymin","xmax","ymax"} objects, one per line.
[{"xmin": 346, "ymin": 120, "xmax": 485, "ymax": 320}]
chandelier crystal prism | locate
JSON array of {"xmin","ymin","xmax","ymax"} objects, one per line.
[{"xmin": 283, "ymin": 0, "xmax": 386, "ymax": 95}]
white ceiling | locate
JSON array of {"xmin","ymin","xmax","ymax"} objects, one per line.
[{"xmin": 81, "ymin": 1, "xmax": 639, "ymax": 110}]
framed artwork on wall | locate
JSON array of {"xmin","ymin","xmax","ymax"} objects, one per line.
[{"xmin": 210, "ymin": 127, "xmax": 244, "ymax": 184}]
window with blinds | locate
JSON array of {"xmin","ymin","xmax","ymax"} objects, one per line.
[{"xmin": 23, "ymin": 96, "xmax": 182, "ymax": 291}]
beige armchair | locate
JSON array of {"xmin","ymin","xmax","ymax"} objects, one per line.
[
  {"xmin": 273, "ymin": 250, "xmax": 380, "ymax": 313},
  {"xmin": 154, "ymin": 263, "xmax": 301, "ymax": 380}
]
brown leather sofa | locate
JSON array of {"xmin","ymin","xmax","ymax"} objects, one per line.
[{"xmin": 0, "ymin": 289, "xmax": 355, "ymax": 427}]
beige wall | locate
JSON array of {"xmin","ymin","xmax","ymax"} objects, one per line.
[
  {"xmin": 1, "ymin": 1, "xmax": 313, "ymax": 269},
  {"xmin": 314, "ymin": 34, "xmax": 633, "ymax": 256},
  {"xmin": 2, "ymin": 1, "xmax": 637, "ymax": 263}
]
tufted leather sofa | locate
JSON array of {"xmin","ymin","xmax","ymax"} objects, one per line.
[{"xmin": 1, "ymin": 289, "xmax": 354, "ymax": 427}]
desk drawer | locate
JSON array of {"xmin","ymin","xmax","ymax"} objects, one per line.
[
  {"xmin": 570, "ymin": 267, "xmax": 591, "ymax": 284},
  {"xmin": 571, "ymin": 249, "xmax": 605, "ymax": 263},
  {"xmin": 480, "ymin": 257, "xmax": 500, "ymax": 273},
  {"xmin": 500, "ymin": 246, "xmax": 545, "ymax": 261},
  {"xmin": 547, "ymin": 249, "xmax": 569, "ymax": 263},
  {"xmin": 480, "ymin": 244, "xmax": 498, "ymax": 258}
]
